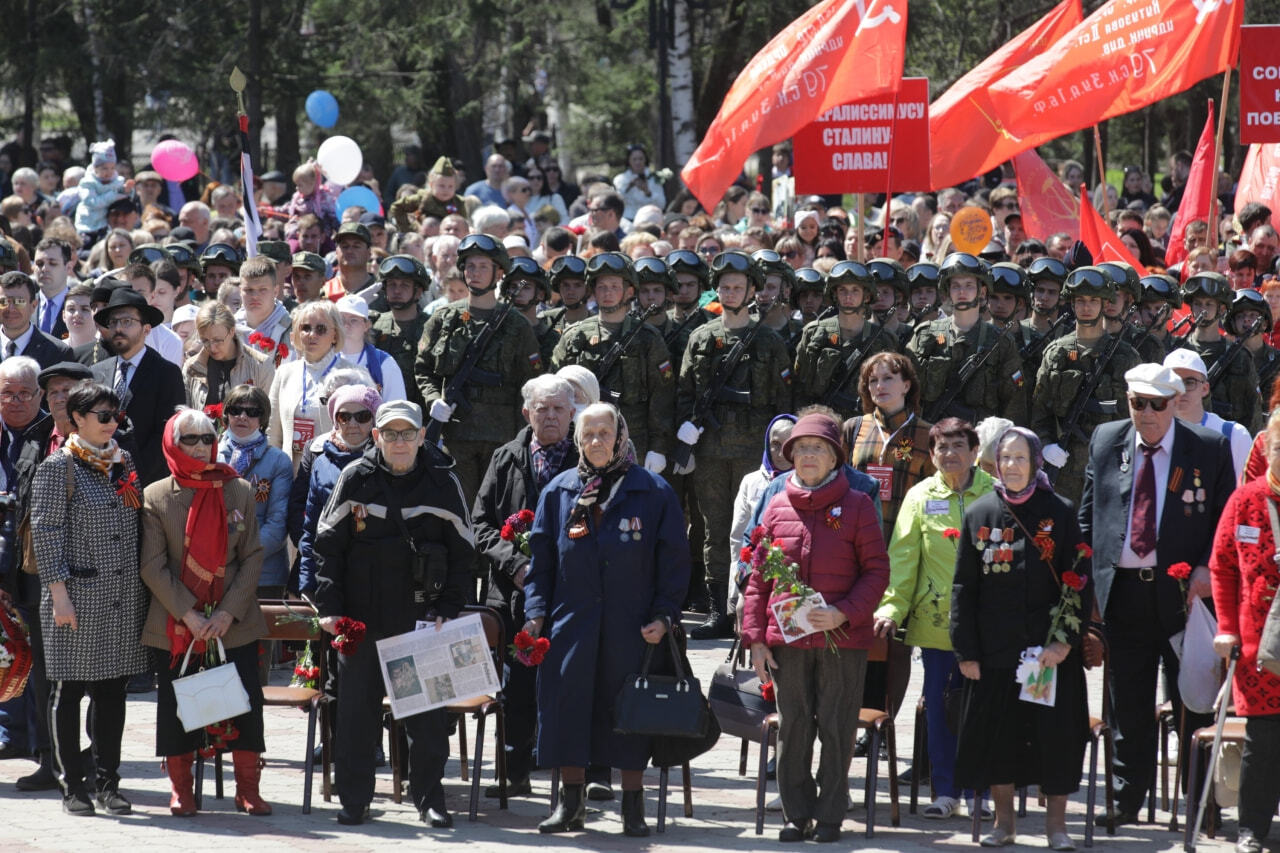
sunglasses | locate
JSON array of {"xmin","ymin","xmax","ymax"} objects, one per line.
[
  {"xmin": 84, "ymin": 408, "xmax": 119, "ymax": 424},
  {"xmin": 544, "ymin": 165, "xmax": 560, "ymax": 172},
  {"xmin": 696, "ymin": 245, "xmax": 720, "ymax": 256},
  {"xmin": 528, "ymin": 173, "xmax": 544, "ymax": 180},
  {"xmin": 867, "ymin": 261, "xmax": 902, "ymax": 283},
  {"xmin": 829, "ymin": 260, "xmax": 870, "ymax": 283},
  {"xmin": 225, "ymin": 405, "xmax": 263, "ymax": 419},
  {"xmin": 990, "ymin": 267, "xmax": 1026, "ymax": 290},
  {"xmin": 753, "ymin": 250, "xmax": 782, "ymax": 265},
  {"xmin": 1128, "ymin": 396, "xmax": 1171, "ymax": 412},
  {"xmin": 1065, "ymin": 269, "xmax": 1108, "ymax": 290},
  {"xmin": 779, "ymin": 250, "xmax": 798, "ymax": 260},
  {"xmin": 1028, "ymin": 257, "xmax": 1068, "ymax": 281},
  {"xmin": 665, "ymin": 250, "xmax": 703, "ymax": 269},
  {"xmin": 298, "ymin": 323, "xmax": 329, "ymax": 335},
  {"xmin": 941, "ymin": 253, "xmax": 983, "ymax": 275},
  {"xmin": 335, "ymin": 409, "xmax": 373, "ymax": 425},
  {"xmin": 178, "ymin": 433, "xmax": 217, "ymax": 446},
  {"xmin": 750, "ymin": 207, "xmax": 770, "ymax": 215}
]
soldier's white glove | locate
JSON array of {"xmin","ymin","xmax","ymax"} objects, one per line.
[
  {"xmin": 643, "ymin": 451, "xmax": 667, "ymax": 474},
  {"xmin": 676, "ymin": 421, "xmax": 703, "ymax": 445},
  {"xmin": 673, "ymin": 453, "xmax": 696, "ymax": 475},
  {"xmin": 1042, "ymin": 443, "xmax": 1069, "ymax": 468},
  {"xmin": 429, "ymin": 399, "xmax": 455, "ymax": 423}
]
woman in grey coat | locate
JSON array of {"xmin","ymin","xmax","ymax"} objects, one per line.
[{"xmin": 32, "ymin": 381, "xmax": 149, "ymax": 818}]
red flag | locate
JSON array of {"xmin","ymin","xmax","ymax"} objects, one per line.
[
  {"xmin": 928, "ymin": 0, "xmax": 1082, "ymax": 190},
  {"xmin": 680, "ymin": 0, "xmax": 906, "ymax": 211},
  {"xmin": 1013, "ymin": 148, "xmax": 1080, "ymax": 242},
  {"xmin": 988, "ymin": 0, "xmax": 1242, "ymax": 140},
  {"xmin": 1079, "ymin": 184, "xmax": 1146, "ymax": 274},
  {"xmin": 1164, "ymin": 103, "xmax": 1217, "ymax": 269},
  {"xmin": 1235, "ymin": 143, "xmax": 1280, "ymax": 217}
]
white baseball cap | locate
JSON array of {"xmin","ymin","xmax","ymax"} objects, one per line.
[
  {"xmin": 1125, "ymin": 363, "xmax": 1186, "ymax": 397},
  {"xmin": 335, "ymin": 294, "xmax": 369, "ymax": 320},
  {"xmin": 1162, "ymin": 348, "xmax": 1208, "ymax": 379}
]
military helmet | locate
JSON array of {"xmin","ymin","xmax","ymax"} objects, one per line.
[
  {"xmin": 790, "ymin": 267, "xmax": 826, "ymax": 308},
  {"xmin": 200, "ymin": 242, "xmax": 242, "ymax": 274},
  {"xmin": 665, "ymin": 249, "xmax": 710, "ymax": 290},
  {"xmin": 166, "ymin": 242, "xmax": 202, "ymax": 277},
  {"xmin": 752, "ymin": 249, "xmax": 796, "ymax": 290},
  {"xmin": 1027, "ymin": 256, "xmax": 1068, "ymax": 285},
  {"xmin": 128, "ymin": 244, "xmax": 170, "ymax": 266},
  {"xmin": 377, "ymin": 254, "xmax": 430, "ymax": 289},
  {"xmin": 585, "ymin": 251, "xmax": 637, "ymax": 288},
  {"xmin": 825, "ymin": 260, "xmax": 875, "ymax": 300},
  {"xmin": 456, "ymin": 233, "xmax": 512, "ymax": 274},
  {"xmin": 1139, "ymin": 274, "xmax": 1182, "ymax": 311},
  {"xmin": 987, "ymin": 262, "xmax": 1031, "ymax": 301},
  {"xmin": 1061, "ymin": 265, "xmax": 1116, "ymax": 302},
  {"xmin": 502, "ymin": 255, "xmax": 551, "ymax": 301},
  {"xmin": 1096, "ymin": 262, "xmax": 1142, "ymax": 302},
  {"xmin": 633, "ymin": 256, "xmax": 676, "ymax": 293},
  {"xmin": 1180, "ymin": 271, "xmax": 1232, "ymax": 307},
  {"xmin": 906, "ymin": 262, "xmax": 940, "ymax": 291},
  {"xmin": 0, "ymin": 239, "xmax": 19, "ymax": 272},
  {"xmin": 709, "ymin": 250, "xmax": 764, "ymax": 290},
  {"xmin": 866, "ymin": 257, "xmax": 910, "ymax": 300},
  {"xmin": 548, "ymin": 254, "xmax": 587, "ymax": 293},
  {"xmin": 938, "ymin": 252, "xmax": 991, "ymax": 294},
  {"xmin": 1225, "ymin": 287, "xmax": 1272, "ymax": 337}
]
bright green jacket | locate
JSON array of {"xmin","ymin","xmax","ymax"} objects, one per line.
[{"xmin": 876, "ymin": 467, "xmax": 994, "ymax": 651}]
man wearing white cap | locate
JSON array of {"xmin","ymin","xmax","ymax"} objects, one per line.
[
  {"xmin": 1163, "ymin": 349, "xmax": 1251, "ymax": 481},
  {"xmin": 1080, "ymin": 362, "xmax": 1235, "ymax": 826},
  {"xmin": 335, "ymin": 294, "xmax": 406, "ymax": 402}
]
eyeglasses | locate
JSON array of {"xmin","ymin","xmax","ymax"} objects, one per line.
[
  {"xmin": 0, "ymin": 296, "xmax": 29, "ymax": 308},
  {"xmin": 940, "ymin": 253, "xmax": 983, "ymax": 275},
  {"xmin": 544, "ymin": 165, "xmax": 560, "ymax": 173},
  {"xmin": 750, "ymin": 207, "xmax": 770, "ymax": 215},
  {"xmin": 891, "ymin": 216, "xmax": 910, "ymax": 224},
  {"xmin": 779, "ymin": 250, "xmax": 798, "ymax": 260},
  {"xmin": 335, "ymin": 409, "xmax": 373, "ymax": 425},
  {"xmin": 1180, "ymin": 377, "xmax": 1202, "ymax": 389},
  {"xmin": 696, "ymin": 245, "xmax": 719, "ymax": 256},
  {"xmin": 867, "ymin": 261, "xmax": 904, "ymax": 284},
  {"xmin": 710, "ymin": 251, "xmax": 755, "ymax": 275},
  {"xmin": 1028, "ymin": 257, "xmax": 1067, "ymax": 282},
  {"xmin": 550, "ymin": 255, "xmax": 587, "ymax": 278},
  {"xmin": 298, "ymin": 323, "xmax": 329, "ymax": 335},
  {"xmin": 379, "ymin": 427, "xmax": 420, "ymax": 443},
  {"xmin": 225, "ymin": 405, "xmax": 263, "ymax": 419},
  {"xmin": 907, "ymin": 264, "xmax": 940, "ymax": 286},
  {"xmin": 0, "ymin": 391, "xmax": 35, "ymax": 403},
  {"xmin": 199, "ymin": 334, "xmax": 231, "ymax": 348},
  {"xmin": 178, "ymin": 433, "xmax": 217, "ymax": 446},
  {"xmin": 514, "ymin": 187, "xmax": 532, "ymax": 194},
  {"xmin": 85, "ymin": 409, "xmax": 119, "ymax": 424},
  {"xmin": 107, "ymin": 317, "xmax": 140, "ymax": 329},
  {"xmin": 1128, "ymin": 396, "xmax": 1171, "ymax": 412},
  {"xmin": 458, "ymin": 234, "xmax": 501, "ymax": 254},
  {"xmin": 587, "ymin": 206, "xmax": 608, "ymax": 214}
]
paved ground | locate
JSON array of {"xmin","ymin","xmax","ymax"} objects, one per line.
[{"xmin": 0, "ymin": 615, "xmax": 1238, "ymax": 852}]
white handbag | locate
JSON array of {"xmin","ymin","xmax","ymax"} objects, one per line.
[{"xmin": 172, "ymin": 637, "xmax": 251, "ymax": 733}]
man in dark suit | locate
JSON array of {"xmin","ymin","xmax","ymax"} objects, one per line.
[
  {"xmin": 1080, "ymin": 362, "xmax": 1235, "ymax": 825},
  {"xmin": 33, "ymin": 237, "xmax": 73, "ymax": 340},
  {"xmin": 0, "ymin": 271, "xmax": 73, "ymax": 369},
  {"xmin": 89, "ymin": 289, "xmax": 186, "ymax": 486}
]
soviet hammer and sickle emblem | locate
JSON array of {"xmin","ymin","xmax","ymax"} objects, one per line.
[{"xmin": 854, "ymin": 0, "xmax": 902, "ymax": 33}]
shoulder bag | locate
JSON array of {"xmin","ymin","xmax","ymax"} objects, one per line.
[
  {"xmin": 708, "ymin": 637, "xmax": 775, "ymax": 741},
  {"xmin": 614, "ymin": 619, "xmax": 709, "ymax": 739},
  {"xmin": 172, "ymin": 637, "xmax": 252, "ymax": 733}
]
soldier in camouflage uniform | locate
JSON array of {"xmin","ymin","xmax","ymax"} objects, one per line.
[
  {"xmin": 791, "ymin": 267, "xmax": 827, "ymax": 326},
  {"xmin": 1133, "ymin": 273, "xmax": 1181, "ymax": 358},
  {"xmin": 988, "ymin": 262, "xmax": 1041, "ymax": 415},
  {"xmin": 908, "ymin": 252, "xmax": 1028, "ymax": 426},
  {"xmin": 1022, "ymin": 257, "xmax": 1070, "ymax": 342},
  {"xmin": 793, "ymin": 259, "xmax": 899, "ymax": 420},
  {"xmin": 634, "ymin": 256, "xmax": 675, "ymax": 331},
  {"xmin": 1226, "ymin": 288, "xmax": 1280, "ymax": 420},
  {"xmin": 676, "ymin": 251, "xmax": 793, "ymax": 639},
  {"xmin": 550, "ymin": 252, "xmax": 675, "ymax": 468},
  {"xmin": 1098, "ymin": 262, "xmax": 1165, "ymax": 364},
  {"xmin": 506, "ymin": 256, "xmax": 560, "ymax": 369},
  {"xmin": 539, "ymin": 256, "xmax": 593, "ymax": 334},
  {"xmin": 869, "ymin": 258, "xmax": 914, "ymax": 349},
  {"xmin": 1175, "ymin": 271, "xmax": 1262, "ymax": 431},
  {"xmin": 415, "ymin": 233, "xmax": 544, "ymax": 500},
  {"xmin": 752, "ymin": 249, "xmax": 805, "ymax": 356},
  {"xmin": 370, "ymin": 254, "xmax": 432, "ymax": 411},
  {"xmin": 907, "ymin": 262, "xmax": 941, "ymax": 325},
  {"xmin": 1034, "ymin": 267, "xmax": 1141, "ymax": 504}
]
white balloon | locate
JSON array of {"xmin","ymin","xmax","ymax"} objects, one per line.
[{"xmin": 316, "ymin": 135, "xmax": 363, "ymax": 186}]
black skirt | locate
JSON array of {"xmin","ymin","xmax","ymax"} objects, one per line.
[
  {"xmin": 953, "ymin": 657, "xmax": 1089, "ymax": 795},
  {"xmin": 155, "ymin": 641, "xmax": 266, "ymax": 756}
]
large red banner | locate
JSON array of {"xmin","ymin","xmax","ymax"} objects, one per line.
[
  {"xmin": 680, "ymin": 0, "xmax": 906, "ymax": 211},
  {"xmin": 928, "ymin": 0, "xmax": 1082, "ymax": 190},
  {"xmin": 1013, "ymin": 148, "xmax": 1080, "ymax": 242},
  {"xmin": 792, "ymin": 78, "xmax": 929, "ymax": 194},
  {"xmin": 1239, "ymin": 25, "xmax": 1280, "ymax": 145},
  {"xmin": 1079, "ymin": 184, "xmax": 1146, "ymax": 274},
  {"xmin": 988, "ymin": 0, "xmax": 1242, "ymax": 141},
  {"xmin": 1165, "ymin": 104, "xmax": 1216, "ymax": 268},
  {"xmin": 1236, "ymin": 144, "xmax": 1280, "ymax": 214}
]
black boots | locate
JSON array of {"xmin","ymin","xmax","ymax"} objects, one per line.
[
  {"xmin": 538, "ymin": 783, "xmax": 586, "ymax": 833},
  {"xmin": 622, "ymin": 789, "xmax": 650, "ymax": 837},
  {"xmin": 690, "ymin": 581, "xmax": 734, "ymax": 639}
]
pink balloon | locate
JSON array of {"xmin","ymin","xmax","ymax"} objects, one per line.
[{"xmin": 150, "ymin": 140, "xmax": 199, "ymax": 182}]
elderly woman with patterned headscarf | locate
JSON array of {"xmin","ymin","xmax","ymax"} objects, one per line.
[{"xmin": 523, "ymin": 402, "xmax": 690, "ymax": 838}]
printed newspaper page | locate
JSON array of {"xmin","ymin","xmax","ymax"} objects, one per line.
[{"xmin": 376, "ymin": 613, "xmax": 500, "ymax": 719}]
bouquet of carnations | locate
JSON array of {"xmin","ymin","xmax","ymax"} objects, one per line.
[
  {"xmin": 742, "ymin": 525, "xmax": 847, "ymax": 653},
  {"xmin": 510, "ymin": 630, "xmax": 550, "ymax": 666},
  {"xmin": 500, "ymin": 509, "xmax": 535, "ymax": 557},
  {"xmin": 290, "ymin": 643, "xmax": 321, "ymax": 690}
]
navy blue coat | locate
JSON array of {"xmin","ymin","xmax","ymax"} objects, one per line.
[{"xmin": 524, "ymin": 464, "xmax": 690, "ymax": 770}]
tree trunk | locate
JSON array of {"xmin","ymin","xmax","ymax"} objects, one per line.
[
  {"xmin": 668, "ymin": 0, "xmax": 696, "ymax": 166},
  {"xmin": 275, "ymin": 94, "xmax": 299, "ymax": 175},
  {"xmin": 80, "ymin": 0, "xmax": 107, "ymax": 141}
]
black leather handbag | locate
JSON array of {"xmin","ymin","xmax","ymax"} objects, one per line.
[
  {"xmin": 614, "ymin": 624, "xmax": 709, "ymax": 738},
  {"xmin": 708, "ymin": 638, "xmax": 776, "ymax": 741}
]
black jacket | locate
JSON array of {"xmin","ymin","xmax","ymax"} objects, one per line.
[
  {"xmin": 91, "ymin": 347, "xmax": 187, "ymax": 486},
  {"xmin": 4, "ymin": 413, "xmax": 54, "ymax": 601},
  {"xmin": 472, "ymin": 425, "xmax": 579, "ymax": 615},
  {"xmin": 314, "ymin": 445, "xmax": 473, "ymax": 638},
  {"xmin": 17, "ymin": 328, "xmax": 74, "ymax": 370}
]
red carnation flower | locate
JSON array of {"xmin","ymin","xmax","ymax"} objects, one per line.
[
  {"xmin": 760, "ymin": 681, "xmax": 775, "ymax": 702},
  {"xmin": 534, "ymin": 637, "xmax": 551, "ymax": 653},
  {"xmin": 739, "ymin": 545, "xmax": 754, "ymax": 563},
  {"xmin": 518, "ymin": 508, "xmax": 535, "ymax": 524},
  {"xmin": 513, "ymin": 630, "xmax": 535, "ymax": 650},
  {"xmin": 1062, "ymin": 571, "xmax": 1087, "ymax": 592},
  {"xmin": 750, "ymin": 525, "xmax": 766, "ymax": 547},
  {"xmin": 1168, "ymin": 562, "xmax": 1193, "ymax": 581},
  {"xmin": 1076, "ymin": 543, "xmax": 1093, "ymax": 559},
  {"xmin": 500, "ymin": 523, "xmax": 515, "ymax": 541},
  {"xmin": 942, "ymin": 528, "xmax": 961, "ymax": 540}
]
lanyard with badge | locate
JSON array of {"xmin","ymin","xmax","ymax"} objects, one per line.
[
  {"xmin": 866, "ymin": 412, "xmax": 916, "ymax": 503},
  {"xmin": 293, "ymin": 354, "xmax": 338, "ymax": 456}
]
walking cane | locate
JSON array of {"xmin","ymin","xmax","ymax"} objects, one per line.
[{"xmin": 1184, "ymin": 645, "xmax": 1239, "ymax": 853}]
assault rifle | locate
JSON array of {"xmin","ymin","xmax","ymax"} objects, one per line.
[
  {"xmin": 1050, "ymin": 305, "xmax": 1139, "ymax": 456},
  {"xmin": 1019, "ymin": 309, "xmax": 1076, "ymax": 364},
  {"xmin": 924, "ymin": 322, "xmax": 1016, "ymax": 424},
  {"xmin": 822, "ymin": 321, "xmax": 892, "ymax": 412},
  {"xmin": 672, "ymin": 312, "xmax": 764, "ymax": 470},
  {"xmin": 425, "ymin": 300, "xmax": 513, "ymax": 445},
  {"xmin": 596, "ymin": 304, "xmax": 663, "ymax": 403}
]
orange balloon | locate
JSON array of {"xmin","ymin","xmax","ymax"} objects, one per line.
[{"xmin": 950, "ymin": 208, "xmax": 994, "ymax": 255}]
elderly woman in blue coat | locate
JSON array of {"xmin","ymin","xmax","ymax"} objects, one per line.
[{"xmin": 523, "ymin": 402, "xmax": 690, "ymax": 838}]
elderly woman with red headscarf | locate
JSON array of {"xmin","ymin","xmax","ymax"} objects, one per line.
[{"xmin": 140, "ymin": 408, "xmax": 266, "ymax": 818}]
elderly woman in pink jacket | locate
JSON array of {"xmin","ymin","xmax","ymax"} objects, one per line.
[{"xmin": 742, "ymin": 413, "xmax": 890, "ymax": 844}]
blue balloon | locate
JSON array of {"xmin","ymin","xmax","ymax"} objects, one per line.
[
  {"xmin": 305, "ymin": 90, "xmax": 339, "ymax": 128},
  {"xmin": 336, "ymin": 185, "xmax": 382, "ymax": 218}
]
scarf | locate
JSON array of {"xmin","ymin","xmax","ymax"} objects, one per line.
[
  {"xmin": 66, "ymin": 432, "xmax": 125, "ymax": 475},
  {"xmin": 761, "ymin": 413, "xmax": 797, "ymax": 480},
  {"xmin": 161, "ymin": 412, "xmax": 242, "ymax": 665},
  {"xmin": 530, "ymin": 433, "xmax": 574, "ymax": 491},
  {"xmin": 567, "ymin": 409, "xmax": 635, "ymax": 530},
  {"xmin": 792, "ymin": 468, "xmax": 839, "ymax": 491},
  {"xmin": 993, "ymin": 426, "xmax": 1053, "ymax": 505},
  {"xmin": 226, "ymin": 430, "xmax": 267, "ymax": 476}
]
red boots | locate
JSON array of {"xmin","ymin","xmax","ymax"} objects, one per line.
[
  {"xmin": 232, "ymin": 751, "xmax": 272, "ymax": 816},
  {"xmin": 165, "ymin": 753, "xmax": 197, "ymax": 816}
]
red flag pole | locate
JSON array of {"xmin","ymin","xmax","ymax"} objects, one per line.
[
  {"xmin": 856, "ymin": 194, "xmax": 866, "ymax": 262},
  {"xmin": 884, "ymin": 88, "xmax": 900, "ymax": 232},
  {"xmin": 1092, "ymin": 126, "xmax": 1108, "ymax": 215},
  {"xmin": 1212, "ymin": 71, "xmax": 1231, "ymax": 258}
]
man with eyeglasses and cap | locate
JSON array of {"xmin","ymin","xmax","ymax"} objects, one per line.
[
  {"xmin": 1033, "ymin": 266, "xmax": 1141, "ymax": 503},
  {"xmin": 414, "ymin": 233, "xmax": 544, "ymax": 500},
  {"xmin": 793, "ymin": 260, "xmax": 898, "ymax": 420},
  {"xmin": 371, "ymin": 255, "xmax": 432, "ymax": 411},
  {"xmin": 539, "ymin": 256, "xmax": 593, "ymax": 334},
  {"xmin": 1079, "ymin": 362, "xmax": 1233, "ymax": 828},
  {"xmin": 550, "ymin": 252, "xmax": 674, "ymax": 470},
  {"xmin": 908, "ymin": 252, "xmax": 1027, "ymax": 426},
  {"xmin": 1176, "ymin": 271, "xmax": 1263, "ymax": 432},
  {"xmin": 751, "ymin": 250, "xmax": 803, "ymax": 356},
  {"xmin": 677, "ymin": 250, "xmax": 793, "ymax": 639},
  {"xmin": 505, "ymin": 257, "xmax": 560, "ymax": 370}
]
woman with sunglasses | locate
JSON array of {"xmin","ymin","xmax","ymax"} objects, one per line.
[
  {"xmin": 297, "ymin": 384, "xmax": 382, "ymax": 599},
  {"xmin": 140, "ymin": 408, "xmax": 268, "ymax": 817},
  {"xmin": 184, "ymin": 301, "xmax": 276, "ymax": 412},
  {"xmin": 526, "ymin": 166, "xmax": 569, "ymax": 225},
  {"xmin": 31, "ymin": 381, "xmax": 149, "ymax": 817},
  {"xmin": 217, "ymin": 384, "xmax": 293, "ymax": 596},
  {"xmin": 267, "ymin": 300, "xmax": 355, "ymax": 471}
]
